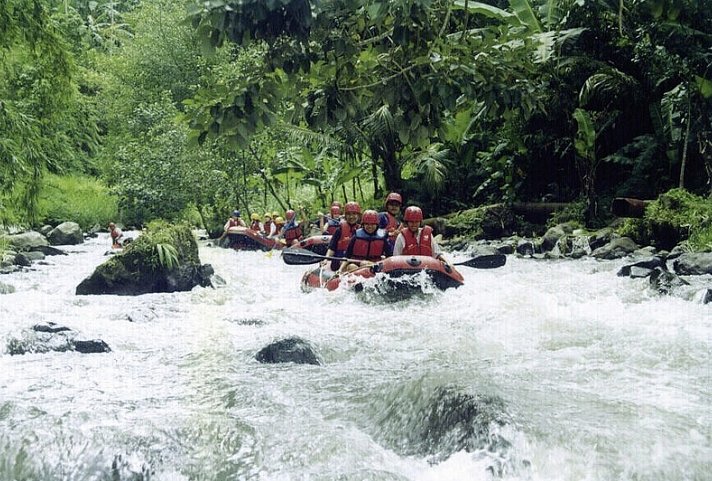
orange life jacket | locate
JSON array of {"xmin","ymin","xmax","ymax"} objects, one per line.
[
  {"xmin": 350, "ymin": 228, "xmax": 387, "ymax": 261},
  {"xmin": 336, "ymin": 220, "xmax": 358, "ymax": 252},
  {"xmin": 401, "ymin": 225, "xmax": 434, "ymax": 257}
]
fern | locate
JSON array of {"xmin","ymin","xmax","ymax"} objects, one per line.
[{"xmin": 155, "ymin": 243, "xmax": 179, "ymax": 270}]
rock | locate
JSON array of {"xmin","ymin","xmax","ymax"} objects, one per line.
[
  {"xmin": 76, "ymin": 224, "xmax": 213, "ymax": 296},
  {"xmin": 47, "ymin": 222, "xmax": 84, "ymax": 245},
  {"xmin": 255, "ymin": 337, "xmax": 321, "ymax": 365},
  {"xmin": 591, "ymin": 237, "xmax": 639, "ymax": 259},
  {"xmin": 588, "ymin": 228, "xmax": 615, "ymax": 251},
  {"xmin": 516, "ymin": 239, "xmax": 535, "ymax": 256},
  {"xmin": 39, "ymin": 225, "xmax": 54, "ymax": 236},
  {"xmin": 13, "ymin": 253, "xmax": 32, "ymax": 267},
  {"xmin": 33, "ymin": 322, "xmax": 72, "ymax": 333},
  {"xmin": 541, "ymin": 224, "xmax": 572, "ymax": 252},
  {"xmin": 0, "ymin": 281, "xmax": 15, "ymax": 294},
  {"xmin": 24, "ymin": 251, "xmax": 45, "ymax": 262},
  {"xmin": 72, "ymin": 339, "xmax": 111, "ymax": 353},
  {"xmin": 617, "ymin": 256, "xmax": 665, "ymax": 277},
  {"xmin": 5, "ymin": 231, "xmax": 48, "ymax": 251},
  {"xmin": 30, "ymin": 245, "xmax": 68, "ymax": 256},
  {"xmin": 649, "ymin": 267, "xmax": 689, "ymax": 295},
  {"xmin": 672, "ymin": 252, "xmax": 712, "ymax": 275}
]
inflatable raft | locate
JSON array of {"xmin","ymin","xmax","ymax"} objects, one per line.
[
  {"xmin": 226, "ymin": 227, "xmax": 284, "ymax": 251},
  {"xmin": 301, "ymin": 255, "xmax": 464, "ymax": 292},
  {"xmin": 296, "ymin": 235, "xmax": 331, "ymax": 256}
]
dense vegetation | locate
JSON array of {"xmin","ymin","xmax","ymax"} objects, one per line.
[{"xmin": 1, "ymin": 0, "xmax": 711, "ymax": 235}]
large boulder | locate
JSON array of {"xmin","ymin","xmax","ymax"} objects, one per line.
[
  {"xmin": 591, "ymin": 237, "xmax": 639, "ymax": 259},
  {"xmin": 47, "ymin": 221, "xmax": 84, "ymax": 245},
  {"xmin": 672, "ymin": 252, "xmax": 712, "ymax": 275},
  {"xmin": 255, "ymin": 337, "xmax": 321, "ymax": 365},
  {"xmin": 76, "ymin": 223, "xmax": 213, "ymax": 295},
  {"xmin": 4, "ymin": 231, "xmax": 48, "ymax": 251}
]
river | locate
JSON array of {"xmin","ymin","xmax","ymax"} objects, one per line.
[{"xmin": 0, "ymin": 234, "xmax": 710, "ymax": 481}]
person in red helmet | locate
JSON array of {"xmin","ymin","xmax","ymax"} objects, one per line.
[
  {"xmin": 340, "ymin": 209, "xmax": 392, "ymax": 273},
  {"xmin": 280, "ymin": 208, "xmax": 305, "ymax": 246},
  {"xmin": 393, "ymin": 206, "xmax": 450, "ymax": 266},
  {"xmin": 319, "ymin": 204, "xmax": 342, "ymax": 235},
  {"xmin": 378, "ymin": 192, "xmax": 403, "ymax": 249},
  {"xmin": 323, "ymin": 201, "xmax": 361, "ymax": 271}
]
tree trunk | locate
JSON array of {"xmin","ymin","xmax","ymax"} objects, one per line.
[
  {"xmin": 381, "ymin": 149, "xmax": 402, "ymax": 192},
  {"xmin": 679, "ymin": 83, "xmax": 692, "ymax": 189}
]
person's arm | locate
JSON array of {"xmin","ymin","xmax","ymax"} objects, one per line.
[
  {"xmin": 392, "ymin": 233, "xmax": 405, "ymax": 256},
  {"xmin": 431, "ymin": 236, "xmax": 449, "ymax": 264},
  {"xmin": 339, "ymin": 236, "xmax": 357, "ymax": 273},
  {"xmin": 383, "ymin": 237, "xmax": 393, "ymax": 258}
]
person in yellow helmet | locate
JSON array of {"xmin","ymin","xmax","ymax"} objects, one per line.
[
  {"xmin": 263, "ymin": 213, "xmax": 276, "ymax": 238},
  {"xmin": 249, "ymin": 213, "xmax": 262, "ymax": 232}
]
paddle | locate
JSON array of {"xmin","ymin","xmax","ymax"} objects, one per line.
[
  {"xmin": 453, "ymin": 254, "xmax": 506, "ymax": 269},
  {"xmin": 281, "ymin": 248, "xmax": 362, "ymax": 266},
  {"xmin": 282, "ymin": 247, "xmax": 506, "ymax": 269}
]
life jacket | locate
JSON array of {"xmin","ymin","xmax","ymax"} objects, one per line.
[
  {"xmin": 283, "ymin": 220, "xmax": 303, "ymax": 245},
  {"xmin": 110, "ymin": 228, "xmax": 122, "ymax": 240},
  {"xmin": 401, "ymin": 225, "xmax": 434, "ymax": 257},
  {"xmin": 336, "ymin": 220, "xmax": 358, "ymax": 252},
  {"xmin": 382, "ymin": 212, "xmax": 401, "ymax": 237},
  {"xmin": 263, "ymin": 220, "xmax": 273, "ymax": 235},
  {"xmin": 227, "ymin": 218, "xmax": 241, "ymax": 228},
  {"xmin": 324, "ymin": 217, "xmax": 340, "ymax": 235},
  {"xmin": 350, "ymin": 228, "xmax": 387, "ymax": 261},
  {"xmin": 250, "ymin": 220, "xmax": 261, "ymax": 232}
]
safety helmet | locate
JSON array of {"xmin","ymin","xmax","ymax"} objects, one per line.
[
  {"xmin": 108, "ymin": 222, "xmax": 116, "ymax": 228},
  {"xmin": 232, "ymin": 210, "xmax": 241, "ymax": 217},
  {"xmin": 331, "ymin": 201, "xmax": 342, "ymax": 208},
  {"xmin": 251, "ymin": 213, "xmax": 260, "ymax": 221},
  {"xmin": 386, "ymin": 192, "xmax": 403, "ymax": 205},
  {"xmin": 275, "ymin": 216, "xmax": 284, "ymax": 224},
  {"xmin": 272, "ymin": 211, "xmax": 279, "ymax": 218},
  {"xmin": 344, "ymin": 201, "xmax": 361, "ymax": 215},
  {"xmin": 330, "ymin": 205, "xmax": 340, "ymax": 216},
  {"xmin": 403, "ymin": 206, "xmax": 423, "ymax": 222},
  {"xmin": 361, "ymin": 210, "xmax": 379, "ymax": 225},
  {"xmin": 285, "ymin": 209, "xmax": 296, "ymax": 221},
  {"xmin": 264, "ymin": 213, "xmax": 272, "ymax": 219}
]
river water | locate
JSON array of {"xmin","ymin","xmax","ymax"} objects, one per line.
[{"xmin": 0, "ymin": 234, "xmax": 710, "ymax": 481}]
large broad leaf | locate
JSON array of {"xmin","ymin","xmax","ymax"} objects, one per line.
[
  {"xmin": 453, "ymin": 1, "xmax": 515, "ymax": 22},
  {"xmin": 573, "ymin": 108, "xmax": 596, "ymax": 161},
  {"xmin": 695, "ymin": 75, "xmax": 712, "ymax": 99},
  {"xmin": 509, "ymin": 0, "xmax": 542, "ymax": 33}
]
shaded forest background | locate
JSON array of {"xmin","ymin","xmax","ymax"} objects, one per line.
[{"xmin": 1, "ymin": 0, "xmax": 711, "ymax": 233}]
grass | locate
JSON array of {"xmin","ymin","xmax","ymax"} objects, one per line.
[{"xmin": 37, "ymin": 173, "xmax": 119, "ymax": 230}]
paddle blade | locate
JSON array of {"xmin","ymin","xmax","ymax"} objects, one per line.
[
  {"xmin": 281, "ymin": 247, "xmax": 323, "ymax": 265},
  {"xmin": 455, "ymin": 254, "xmax": 506, "ymax": 269}
]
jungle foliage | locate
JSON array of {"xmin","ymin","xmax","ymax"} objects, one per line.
[{"xmin": 0, "ymin": 0, "xmax": 711, "ymax": 233}]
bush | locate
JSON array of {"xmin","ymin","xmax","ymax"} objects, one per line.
[
  {"xmin": 617, "ymin": 188, "xmax": 712, "ymax": 251},
  {"xmin": 37, "ymin": 174, "xmax": 119, "ymax": 230}
]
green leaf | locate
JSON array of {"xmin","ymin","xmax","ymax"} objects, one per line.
[
  {"xmin": 509, "ymin": 0, "xmax": 542, "ymax": 32},
  {"xmin": 573, "ymin": 108, "xmax": 596, "ymax": 161},
  {"xmin": 453, "ymin": 1, "xmax": 515, "ymax": 21},
  {"xmin": 695, "ymin": 76, "xmax": 712, "ymax": 99}
]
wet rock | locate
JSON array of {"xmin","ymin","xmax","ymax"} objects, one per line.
[
  {"xmin": 24, "ymin": 251, "xmax": 45, "ymax": 262},
  {"xmin": 588, "ymin": 227, "xmax": 614, "ymax": 251},
  {"xmin": 72, "ymin": 339, "xmax": 111, "ymax": 353},
  {"xmin": 591, "ymin": 237, "xmax": 639, "ymax": 259},
  {"xmin": 126, "ymin": 308, "xmax": 158, "ymax": 323},
  {"xmin": 76, "ymin": 224, "xmax": 213, "ymax": 296},
  {"xmin": 47, "ymin": 222, "xmax": 84, "ymax": 245},
  {"xmin": 5, "ymin": 231, "xmax": 48, "ymax": 251},
  {"xmin": 516, "ymin": 239, "xmax": 535, "ymax": 257},
  {"xmin": 541, "ymin": 224, "xmax": 573, "ymax": 252},
  {"xmin": 30, "ymin": 245, "xmax": 67, "ymax": 256},
  {"xmin": 617, "ymin": 256, "xmax": 665, "ymax": 278},
  {"xmin": 649, "ymin": 267, "xmax": 689, "ymax": 295},
  {"xmin": 13, "ymin": 253, "xmax": 32, "ymax": 267},
  {"xmin": 0, "ymin": 281, "xmax": 15, "ymax": 294},
  {"xmin": 6, "ymin": 325, "xmax": 111, "ymax": 355},
  {"xmin": 33, "ymin": 322, "xmax": 72, "ymax": 333},
  {"xmin": 39, "ymin": 225, "xmax": 54, "ymax": 236},
  {"xmin": 255, "ymin": 337, "xmax": 321, "ymax": 365},
  {"xmin": 672, "ymin": 253, "xmax": 712, "ymax": 275}
]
